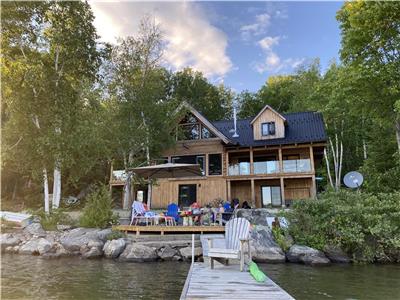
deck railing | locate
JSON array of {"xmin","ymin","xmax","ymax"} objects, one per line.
[
  {"xmin": 228, "ymin": 162, "xmax": 251, "ymax": 175},
  {"xmin": 253, "ymin": 161, "xmax": 279, "ymax": 174},
  {"xmin": 282, "ymin": 159, "xmax": 311, "ymax": 173}
]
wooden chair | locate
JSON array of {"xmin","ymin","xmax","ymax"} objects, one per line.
[{"xmin": 206, "ymin": 217, "xmax": 251, "ymax": 272}]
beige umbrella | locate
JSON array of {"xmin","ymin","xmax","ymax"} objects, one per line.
[
  {"xmin": 130, "ymin": 163, "xmax": 202, "ymax": 208},
  {"xmin": 130, "ymin": 163, "xmax": 202, "ymax": 179}
]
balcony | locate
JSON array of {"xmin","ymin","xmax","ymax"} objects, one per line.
[
  {"xmin": 254, "ymin": 161, "xmax": 279, "ymax": 174},
  {"xmin": 228, "ymin": 162, "xmax": 251, "ymax": 176},
  {"xmin": 283, "ymin": 159, "xmax": 311, "ymax": 173}
]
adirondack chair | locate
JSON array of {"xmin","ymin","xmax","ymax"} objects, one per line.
[{"xmin": 206, "ymin": 217, "xmax": 251, "ymax": 272}]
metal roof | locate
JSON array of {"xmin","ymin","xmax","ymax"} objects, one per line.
[{"xmin": 211, "ymin": 111, "xmax": 327, "ymax": 147}]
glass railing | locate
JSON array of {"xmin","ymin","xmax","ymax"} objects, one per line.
[
  {"xmin": 228, "ymin": 162, "xmax": 251, "ymax": 175},
  {"xmin": 283, "ymin": 159, "xmax": 311, "ymax": 173},
  {"xmin": 254, "ymin": 161, "xmax": 279, "ymax": 174}
]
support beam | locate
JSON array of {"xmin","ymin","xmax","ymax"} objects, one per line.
[
  {"xmin": 205, "ymin": 154, "xmax": 209, "ymax": 176},
  {"xmin": 250, "ymin": 179, "xmax": 255, "ymax": 207},
  {"xmin": 309, "ymin": 146, "xmax": 315, "ymax": 173},
  {"xmin": 227, "ymin": 180, "xmax": 231, "ymax": 202},
  {"xmin": 280, "ymin": 177, "xmax": 285, "ymax": 207},
  {"xmin": 225, "ymin": 151, "xmax": 229, "ymax": 176},
  {"xmin": 250, "ymin": 147, "xmax": 254, "ymax": 175},
  {"xmin": 311, "ymin": 175, "xmax": 317, "ymax": 198},
  {"xmin": 278, "ymin": 147, "xmax": 283, "ymax": 173}
]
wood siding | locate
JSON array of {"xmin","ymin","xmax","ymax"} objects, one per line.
[
  {"xmin": 252, "ymin": 108, "xmax": 285, "ymax": 140},
  {"xmin": 151, "ymin": 177, "xmax": 227, "ymax": 209},
  {"xmin": 284, "ymin": 178, "xmax": 312, "ymax": 200}
]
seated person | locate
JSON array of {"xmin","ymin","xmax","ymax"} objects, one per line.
[
  {"xmin": 231, "ymin": 198, "xmax": 240, "ymax": 210},
  {"xmin": 242, "ymin": 201, "xmax": 251, "ymax": 209}
]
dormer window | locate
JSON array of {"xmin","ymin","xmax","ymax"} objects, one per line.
[
  {"xmin": 177, "ymin": 113, "xmax": 216, "ymax": 140},
  {"xmin": 262, "ymin": 122, "xmax": 276, "ymax": 136}
]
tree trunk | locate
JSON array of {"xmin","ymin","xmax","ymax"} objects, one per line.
[
  {"xmin": 324, "ymin": 148, "xmax": 334, "ymax": 190},
  {"xmin": 43, "ymin": 168, "xmax": 50, "ymax": 213},
  {"xmin": 52, "ymin": 166, "xmax": 61, "ymax": 209}
]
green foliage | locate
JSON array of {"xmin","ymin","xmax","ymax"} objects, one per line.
[
  {"xmin": 34, "ymin": 208, "xmax": 76, "ymax": 231},
  {"xmin": 106, "ymin": 230, "xmax": 127, "ymax": 240},
  {"xmin": 284, "ymin": 191, "xmax": 400, "ymax": 262},
  {"xmin": 79, "ymin": 185, "xmax": 118, "ymax": 228},
  {"xmin": 272, "ymin": 227, "xmax": 291, "ymax": 252}
]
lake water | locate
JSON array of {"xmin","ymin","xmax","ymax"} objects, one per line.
[{"xmin": 2, "ymin": 254, "xmax": 400, "ymax": 300}]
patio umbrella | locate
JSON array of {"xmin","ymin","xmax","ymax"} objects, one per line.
[
  {"xmin": 130, "ymin": 163, "xmax": 202, "ymax": 208},
  {"xmin": 130, "ymin": 163, "xmax": 202, "ymax": 179}
]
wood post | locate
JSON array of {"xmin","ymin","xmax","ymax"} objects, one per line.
[
  {"xmin": 225, "ymin": 151, "xmax": 229, "ymax": 176},
  {"xmin": 250, "ymin": 179, "xmax": 255, "ymax": 207},
  {"xmin": 278, "ymin": 147, "xmax": 283, "ymax": 173},
  {"xmin": 311, "ymin": 175, "xmax": 317, "ymax": 198},
  {"xmin": 227, "ymin": 180, "xmax": 231, "ymax": 201},
  {"xmin": 280, "ymin": 177, "xmax": 285, "ymax": 207},
  {"xmin": 205, "ymin": 154, "xmax": 209, "ymax": 176},
  {"xmin": 309, "ymin": 146, "xmax": 315, "ymax": 173},
  {"xmin": 250, "ymin": 147, "xmax": 254, "ymax": 175}
]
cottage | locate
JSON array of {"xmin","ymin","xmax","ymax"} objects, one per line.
[{"xmin": 147, "ymin": 103, "xmax": 327, "ymax": 209}]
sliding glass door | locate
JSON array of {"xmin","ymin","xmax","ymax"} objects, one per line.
[{"xmin": 261, "ymin": 186, "xmax": 282, "ymax": 207}]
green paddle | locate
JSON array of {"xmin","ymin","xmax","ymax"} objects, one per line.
[{"xmin": 249, "ymin": 261, "xmax": 267, "ymax": 282}]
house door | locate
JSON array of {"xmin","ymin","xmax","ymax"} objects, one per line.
[
  {"xmin": 261, "ymin": 186, "xmax": 281, "ymax": 207},
  {"xmin": 178, "ymin": 184, "xmax": 197, "ymax": 208}
]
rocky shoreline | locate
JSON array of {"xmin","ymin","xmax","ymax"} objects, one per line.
[{"xmin": 1, "ymin": 216, "xmax": 351, "ymax": 266}]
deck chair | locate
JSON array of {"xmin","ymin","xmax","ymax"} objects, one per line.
[
  {"xmin": 206, "ymin": 217, "xmax": 251, "ymax": 272},
  {"xmin": 165, "ymin": 203, "xmax": 179, "ymax": 225}
]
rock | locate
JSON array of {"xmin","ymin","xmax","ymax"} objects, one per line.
[
  {"xmin": 119, "ymin": 244, "xmax": 158, "ymax": 262},
  {"xmin": 57, "ymin": 225, "xmax": 72, "ymax": 231},
  {"xmin": 23, "ymin": 223, "xmax": 46, "ymax": 237},
  {"xmin": 236, "ymin": 209, "xmax": 273, "ymax": 226},
  {"xmin": 157, "ymin": 246, "xmax": 179, "ymax": 261},
  {"xmin": 19, "ymin": 239, "xmax": 40, "ymax": 255},
  {"xmin": 97, "ymin": 228, "xmax": 113, "ymax": 242},
  {"xmin": 82, "ymin": 247, "xmax": 103, "ymax": 259},
  {"xmin": 37, "ymin": 238, "xmax": 53, "ymax": 255},
  {"xmin": 324, "ymin": 245, "xmax": 350, "ymax": 263},
  {"xmin": 5, "ymin": 245, "xmax": 19, "ymax": 253},
  {"xmin": 180, "ymin": 246, "xmax": 202, "ymax": 260},
  {"xmin": 287, "ymin": 245, "xmax": 330, "ymax": 265},
  {"xmin": 249, "ymin": 225, "xmax": 286, "ymax": 263},
  {"xmin": 1, "ymin": 233, "xmax": 22, "ymax": 251},
  {"xmin": 60, "ymin": 228, "xmax": 103, "ymax": 252},
  {"xmin": 103, "ymin": 239, "xmax": 126, "ymax": 258}
]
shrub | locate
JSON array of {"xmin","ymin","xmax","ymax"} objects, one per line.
[
  {"xmin": 106, "ymin": 230, "xmax": 126, "ymax": 240},
  {"xmin": 34, "ymin": 208, "xmax": 76, "ymax": 231},
  {"xmin": 284, "ymin": 190, "xmax": 400, "ymax": 263},
  {"xmin": 272, "ymin": 227, "xmax": 291, "ymax": 252},
  {"xmin": 79, "ymin": 184, "xmax": 118, "ymax": 228}
]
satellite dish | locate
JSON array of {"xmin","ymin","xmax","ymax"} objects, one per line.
[{"xmin": 343, "ymin": 171, "xmax": 363, "ymax": 188}]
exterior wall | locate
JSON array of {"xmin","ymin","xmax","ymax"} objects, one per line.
[
  {"xmin": 151, "ymin": 177, "xmax": 227, "ymax": 209},
  {"xmin": 252, "ymin": 108, "xmax": 285, "ymax": 140},
  {"xmin": 284, "ymin": 178, "xmax": 312, "ymax": 200}
]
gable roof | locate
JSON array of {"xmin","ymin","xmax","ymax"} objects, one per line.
[
  {"xmin": 177, "ymin": 102, "xmax": 231, "ymax": 144},
  {"xmin": 250, "ymin": 104, "xmax": 286, "ymax": 124},
  {"xmin": 212, "ymin": 111, "xmax": 327, "ymax": 147}
]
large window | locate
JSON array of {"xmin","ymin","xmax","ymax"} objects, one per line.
[
  {"xmin": 208, "ymin": 154, "xmax": 222, "ymax": 175},
  {"xmin": 177, "ymin": 113, "xmax": 216, "ymax": 140},
  {"xmin": 261, "ymin": 122, "xmax": 276, "ymax": 136},
  {"xmin": 261, "ymin": 186, "xmax": 281, "ymax": 207},
  {"xmin": 171, "ymin": 155, "xmax": 205, "ymax": 175}
]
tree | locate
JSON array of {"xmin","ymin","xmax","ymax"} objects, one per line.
[{"xmin": 2, "ymin": 1, "xmax": 105, "ymax": 212}]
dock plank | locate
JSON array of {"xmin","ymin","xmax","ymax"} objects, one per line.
[{"xmin": 180, "ymin": 263, "xmax": 294, "ymax": 300}]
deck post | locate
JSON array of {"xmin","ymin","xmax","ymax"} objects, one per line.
[
  {"xmin": 227, "ymin": 180, "xmax": 231, "ymax": 202},
  {"xmin": 278, "ymin": 147, "xmax": 283, "ymax": 173},
  {"xmin": 250, "ymin": 147, "xmax": 254, "ymax": 174},
  {"xmin": 280, "ymin": 177, "xmax": 285, "ymax": 207},
  {"xmin": 250, "ymin": 179, "xmax": 255, "ymax": 207},
  {"xmin": 311, "ymin": 175, "xmax": 317, "ymax": 198},
  {"xmin": 309, "ymin": 145, "xmax": 315, "ymax": 173}
]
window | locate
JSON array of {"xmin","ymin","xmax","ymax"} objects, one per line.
[
  {"xmin": 261, "ymin": 186, "xmax": 281, "ymax": 207},
  {"xmin": 201, "ymin": 126, "xmax": 216, "ymax": 139},
  {"xmin": 261, "ymin": 122, "xmax": 276, "ymax": 136},
  {"xmin": 177, "ymin": 113, "xmax": 216, "ymax": 141},
  {"xmin": 208, "ymin": 154, "xmax": 222, "ymax": 175},
  {"xmin": 178, "ymin": 184, "xmax": 197, "ymax": 208},
  {"xmin": 171, "ymin": 155, "xmax": 205, "ymax": 175}
]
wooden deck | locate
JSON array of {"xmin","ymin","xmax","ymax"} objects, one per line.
[
  {"xmin": 114, "ymin": 225, "xmax": 225, "ymax": 235},
  {"xmin": 180, "ymin": 263, "xmax": 294, "ymax": 300}
]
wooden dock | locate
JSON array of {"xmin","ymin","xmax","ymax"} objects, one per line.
[
  {"xmin": 114, "ymin": 225, "xmax": 225, "ymax": 235},
  {"xmin": 180, "ymin": 262, "xmax": 294, "ymax": 300}
]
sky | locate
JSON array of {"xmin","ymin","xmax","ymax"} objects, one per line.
[{"xmin": 90, "ymin": 1, "xmax": 343, "ymax": 92}]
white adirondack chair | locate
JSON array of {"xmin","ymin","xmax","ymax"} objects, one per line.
[{"xmin": 206, "ymin": 217, "xmax": 251, "ymax": 272}]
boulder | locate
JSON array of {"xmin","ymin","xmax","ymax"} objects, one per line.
[
  {"xmin": 103, "ymin": 239, "xmax": 126, "ymax": 258},
  {"xmin": 119, "ymin": 244, "xmax": 158, "ymax": 262},
  {"xmin": 5, "ymin": 245, "xmax": 20, "ymax": 254},
  {"xmin": 157, "ymin": 246, "xmax": 179, "ymax": 261},
  {"xmin": 37, "ymin": 238, "xmax": 53, "ymax": 255},
  {"xmin": 324, "ymin": 245, "xmax": 350, "ymax": 263},
  {"xmin": 23, "ymin": 223, "xmax": 46, "ymax": 237},
  {"xmin": 97, "ymin": 228, "xmax": 113, "ymax": 242},
  {"xmin": 57, "ymin": 225, "xmax": 72, "ymax": 231},
  {"xmin": 236, "ymin": 209, "xmax": 273, "ymax": 226},
  {"xmin": 19, "ymin": 239, "xmax": 40, "ymax": 255},
  {"xmin": 1, "ymin": 233, "xmax": 22, "ymax": 251},
  {"xmin": 250, "ymin": 225, "xmax": 286, "ymax": 263},
  {"xmin": 287, "ymin": 245, "xmax": 330, "ymax": 265},
  {"xmin": 82, "ymin": 247, "xmax": 103, "ymax": 259},
  {"xmin": 180, "ymin": 246, "xmax": 202, "ymax": 261},
  {"xmin": 60, "ymin": 228, "xmax": 103, "ymax": 252}
]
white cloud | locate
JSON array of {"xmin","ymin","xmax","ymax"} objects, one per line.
[
  {"xmin": 240, "ymin": 13, "xmax": 270, "ymax": 40},
  {"xmin": 253, "ymin": 35, "xmax": 304, "ymax": 74},
  {"xmin": 90, "ymin": 1, "xmax": 232, "ymax": 78}
]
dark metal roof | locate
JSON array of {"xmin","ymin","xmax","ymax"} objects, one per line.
[{"xmin": 211, "ymin": 111, "xmax": 327, "ymax": 147}]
